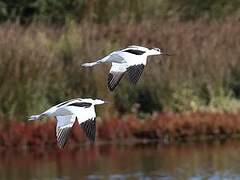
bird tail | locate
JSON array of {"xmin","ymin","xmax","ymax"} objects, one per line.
[
  {"xmin": 28, "ymin": 115, "xmax": 40, "ymax": 121},
  {"xmin": 81, "ymin": 62, "xmax": 98, "ymax": 67}
]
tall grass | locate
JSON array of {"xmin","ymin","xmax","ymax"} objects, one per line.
[{"xmin": 0, "ymin": 18, "xmax": 240, "ymax": 120}]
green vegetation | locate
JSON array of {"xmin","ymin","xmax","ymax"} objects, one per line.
[
  {"xmin": 0, "ymin": 1, "xmax": 240, "ymax": 120},
  {"xmin": 0, "ymin": 0, "xmax": 239, "ymax": 24},
  {"xmin": 0, "ymin": 19, "xmax": 240, "ymax": 120}
]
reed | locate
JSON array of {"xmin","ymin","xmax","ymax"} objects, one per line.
[{"xmin": 0, "ymin": 18, "xmax": 240, "ymax": 119}]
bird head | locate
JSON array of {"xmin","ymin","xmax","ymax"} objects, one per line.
[
  {"xmin": 148, "ymin": 48, "xmax": 162, "ymax": 56},
  {"xmin": 93, "ymin": 99, "xmax": 108, "ymax": 105},
  {"xmin": 149, "ymin": 48, "xmax": 172, "ymax": 56}
]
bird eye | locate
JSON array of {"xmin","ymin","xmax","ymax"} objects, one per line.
[{"xmin": 153, "ymin": 48, "xmax": 160, "ymax": 52}]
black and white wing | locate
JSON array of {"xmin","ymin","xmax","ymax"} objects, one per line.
[
  {"xmin": 56, "ymin": 115, "xmax": 76, "ymax": 148},
  {"xmin": 66, "ymin": 102, "xmax": 97, "ymax": 142},
  {"xmin": 127, "ymin": 64, "xmax": 145, "ymax": 84},
  {"xmin": 126, "ymin": 57, "xmax": 147, "ymax": 84},
  {"xmin": 80, "ymin": 118, "xmax": 96, "ymax": 141},
  {"xmin": 107, "ymin": 62, "xmax": 127, "ymax": 91},
  {"xmin": 120, "ymin": 46, "xmax": 148, "ymax": 84}
]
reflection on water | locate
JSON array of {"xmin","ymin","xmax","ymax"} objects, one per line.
[{"xmin": 0, "ymin": 139, "xmax": 240, "ymax": 180}]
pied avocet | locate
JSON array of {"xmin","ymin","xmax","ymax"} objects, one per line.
[
  {"xmin": 28, "ymin": 98, "xmax": 107, "ymax": 148},
  {"xmin": 82, "ymin": 45, "xmax": 170, "ymax": 91}
]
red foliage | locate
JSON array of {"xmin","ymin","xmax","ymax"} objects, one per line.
[{"xmin": 1, "ymin": 112, "xmax": 240, "ymax": 148}]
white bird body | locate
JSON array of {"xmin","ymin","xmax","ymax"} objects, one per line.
[
  {"xmin": 82, "ymin": 45, "xmax": 164, "ymax": 91},
  {"xmin": 28, "ymin": 98, "xmax": 106, "ymax": 148}
]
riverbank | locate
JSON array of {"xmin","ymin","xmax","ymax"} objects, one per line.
[{"xmin": 0, "ymin": 112, "xmax": 240, "ymax": 149}]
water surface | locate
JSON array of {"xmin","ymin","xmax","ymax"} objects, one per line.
[{"xmin": 0, "ymin": 139, "xmax": 240, "ymax": 179}]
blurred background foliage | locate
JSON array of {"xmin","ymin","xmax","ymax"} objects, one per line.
[
  {"xmin": 0, "ymin": 0, "xmax": 239, "ymax": 24},
  {"xmin": 0, "ymin": 0, "xmax": 239, "ymax": 120}
]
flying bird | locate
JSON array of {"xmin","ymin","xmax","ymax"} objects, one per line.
[
  {"xmin": 82, "ymin": 45, "xmax": 170, "ymax": 91},
  {"xmin": 28, "ymin": 98, "xmax": 107, "ymax": 148}
]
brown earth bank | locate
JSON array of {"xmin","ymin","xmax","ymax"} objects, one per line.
[{"xmin": 0, "ymin": 112, "xmax": 240, "ymax": 149}]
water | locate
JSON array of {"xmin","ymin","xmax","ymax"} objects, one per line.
[{"xmin": 0, "ymin": 139, "xmax": 240, "ymax": 180}]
